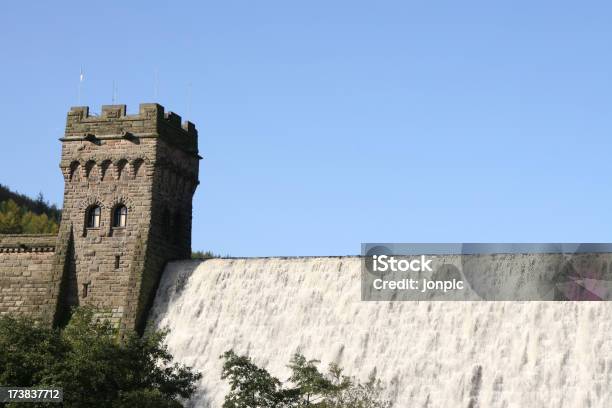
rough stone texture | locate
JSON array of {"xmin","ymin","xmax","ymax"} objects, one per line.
[
  {"xmin": 0, "ymin": 233, "xmax": 70, "ymax": 323},
  {"xmin": 0, "ymin": 103, "xmax": 199, "ymax": 332}
]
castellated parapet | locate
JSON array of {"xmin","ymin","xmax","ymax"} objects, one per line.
[{"xmin": 0, "ymin": 103, "xmax": 200, "ymax": 333}]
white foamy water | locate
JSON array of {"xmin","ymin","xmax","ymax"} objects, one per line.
[{"xmin": 147, "ymin": 257, "xmax": 612, "ymax": 407}]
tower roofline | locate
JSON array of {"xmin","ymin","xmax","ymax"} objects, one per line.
[{"xmin": 62, "ymin": 103, "xmax": 200, "ymax": 158}]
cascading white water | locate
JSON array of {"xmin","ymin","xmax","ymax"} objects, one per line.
[{"xmin": 147, "ymin": 257, "xmax": 612, "ymax": 407}]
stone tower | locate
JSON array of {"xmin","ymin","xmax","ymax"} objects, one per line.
[{"xmin": 58, "ymin": 103, "xmax": 200, "ymax": 333}]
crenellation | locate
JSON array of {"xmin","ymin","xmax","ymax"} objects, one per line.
[
  {"xmin": 101, "ymin": 104, "xmax": 127, "ymax": 118},
  {"xmin": 164, "ymin": 111, "xmax": 182, "ymax": 126},
  {"xmin": 62, "ymin": 103, "xmax": 198, "ymax": 156},
  {"xmin": 67, "ymin": 106, "xmax": 90, "ymax": 122},
  {"xmin": 182, "ymin": 120, "xmax": 196, "ymax": 135}
]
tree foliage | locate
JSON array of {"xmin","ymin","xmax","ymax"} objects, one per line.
[
  {"xmin": 0, "ymin": 199, "xmax": 59, "ymax": 234},
  {"xmin": 0, "ymin": 308, "xmax": 201, "ymax": 407},
  {"xmin": 220, "ymin": 350, "xmax": 392, "ymax": 408},
  {"xmin": 191, "ymin": 250, "xmax": 220, "ymax": 260},
  {"xmin": 0, "ymin": 185, "xmax": 61, "ymax": 221},
  {"xmin": 220, "ymin": 350, "xmax": 291, "ymax": 408}
]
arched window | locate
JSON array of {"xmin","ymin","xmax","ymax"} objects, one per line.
[
  {"xmin": 112, "ymin": 205, "xmax": 128, "ymax": 228},
  {"xmin": 86, "ymin": 206, "xmax": 101, "ymax": 229}
]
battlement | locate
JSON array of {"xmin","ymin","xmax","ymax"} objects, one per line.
[{"xmin": 64, "ymin": 103, "xmax": 198, "ymax": 155}]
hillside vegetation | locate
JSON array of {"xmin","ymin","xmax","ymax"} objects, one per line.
[{"xmin": 0, "ymin": 184, "xmax": 61, "ymax": 234}]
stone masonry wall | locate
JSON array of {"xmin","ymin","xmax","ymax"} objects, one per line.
[
  {"xmin": 59, "ymin": 134, "xmax": 157, "ymax": 327},
  {"xmin": 0, "ymin": 234, "xmax": 66, "ymax": 321}
]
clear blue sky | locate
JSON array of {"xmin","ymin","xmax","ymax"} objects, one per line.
[{"xmin": 1, "ymin": 1, "xmax": 611, "ymax": 256}]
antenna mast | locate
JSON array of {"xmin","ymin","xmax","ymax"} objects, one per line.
[{"xmin": 187, "ymin": 81, "xmax": 192, "ymax": 120}]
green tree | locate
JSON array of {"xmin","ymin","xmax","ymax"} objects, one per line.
[
  {"xmin": 34, "ymin": 192, "xmax": 47, "ymax": 215},
  {"xmin": 21, "ymin": 212, "xmax": 58, "ymax": 234},
  {"xmin": 0, "ymin": 199, "xmax": 23, "ymax": 233},
  {"xmin": 220, "ymin": 350, "xmax": 295, "ymax": 408},
  {"xmin": 0, "ymin": 313, "xmax": 65, "ymax": 388},
  {"xmin": 287, "ymin": 354, "xmax": 335, "ymax": 406},
  {"xmin": 220, "ymin": 351, "xmax": 392, "ymax": 408},
  {"xmin": 325, "ymin": 366, "xmax": 391, "ymax": 408},
  {"xmin": 0, "ymin": 308, "xmax": 201, "ymax": 408}
]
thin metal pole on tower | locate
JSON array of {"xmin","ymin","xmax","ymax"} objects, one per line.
[
  {"xmin": 187, "ymin": 81, "xmax": 192, "ymax": 120},
  {"xmin": 78, "ymin": 66, "xmax": 84, "ymax": 105},
  {"xmin": 154, "ymin": 68, "xmax": 159, "ymax": 100}
]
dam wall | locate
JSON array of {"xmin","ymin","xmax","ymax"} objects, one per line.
[{"xmin": 148, "ymin": 257, "xmax": 612, "ymax": 407}]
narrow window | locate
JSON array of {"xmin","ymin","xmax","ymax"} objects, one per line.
[
  {"xmin": 115, "ymin": 255, "xmax": 120, "ymax": 269},
  {"xmin": 86, "ymin": 206, "xmax": 101, "ymax": 228},
  {"xmin": 82, "ymin": 282, "xmax": 90, "ymax": 298},
  {"xmin": 112, "ymin": 205, "xmax": 128, "ymax": 228}
]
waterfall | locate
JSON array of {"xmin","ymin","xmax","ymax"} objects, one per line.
[{"xmin": 147, "ymin": 257, "xmax": 612, "ymax": 407}]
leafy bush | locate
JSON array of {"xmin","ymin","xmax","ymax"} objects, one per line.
[
  {"xmin": 220, "ymin": 350, "xmax": 392, "ymax": 408},
  {"xmin": 0, "ymin": 308, "xmax": 201, "ymax": 407}
]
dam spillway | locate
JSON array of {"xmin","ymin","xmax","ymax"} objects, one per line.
[{"xmin": 147, "ymin": 257, "xmax": 612, "ymax": 407}]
